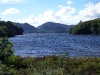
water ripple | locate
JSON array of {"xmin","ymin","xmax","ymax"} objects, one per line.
[{"xmin": 9, "ymin": 33, "xmax": 100, "ymax": 57}]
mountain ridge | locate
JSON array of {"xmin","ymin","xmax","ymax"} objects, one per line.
[
  {"xmin": 37, "ymin": 22, "xmax": 75, "ymax": 33},
  {"xmin": 15, "ymin": 22, "xmax": 75, "ymax": 33},
  {"xmin": 14, "ymin": 23, "xmax": 41, "ymax": 33}
]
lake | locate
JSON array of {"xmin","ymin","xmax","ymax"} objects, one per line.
[{"xmin": 9, "ymin": 33, "xmax": 100, "ymax": 57}]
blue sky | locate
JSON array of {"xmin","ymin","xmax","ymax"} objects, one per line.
[{"xmin": 0, "ymin": 0, "xmax": 100, "ymax": 27}]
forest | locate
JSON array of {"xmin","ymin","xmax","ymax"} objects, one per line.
[
  {"xmin": 69, "ymin": 18, "xmax": 100, "ymax": 35},
  {"xmin": 0, "ymin": 21, "xmax": 23, "ymax": 37}
]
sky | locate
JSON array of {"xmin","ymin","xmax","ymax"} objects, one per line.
[{"xmin": 0, "ymin": 0, "xmax": 100, "ymax": 27}]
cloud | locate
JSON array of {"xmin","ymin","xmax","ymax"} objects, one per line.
[
  {"xmin": 0, "ymin": 0, "xmax": 21, "ymax": 4},
  {"xmin": 1, "ymin": 0, "xmax": 20, "ymax": 2},
  {"xmin": 18, "ymin": 6, "xmax": 76, "ymax": 27},
  {"xmin": 1, "ymin": 8, "xmax": 20, "ymax": 15},
  {"xmin": 56, "ymin": 6, "xmax": 76, "ymax": 15},
  {"xmin": 18, "ymin": 2, "xmax": 100, "ymax": 27},
  {"xmin": 79, "ymin": 2, "xmax": 100, "ymax": 21},
  {"xmin": 2, "ymin": 0, "xmax": 7, "ymax": 2},
  {"xmin": 67, "ymin": 0, "xmax": 73, "ymax": 4}
]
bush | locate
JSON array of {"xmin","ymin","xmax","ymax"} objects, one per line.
[{"xmin": 0, "ymin": 37, "xmax": 14, "ymax": 63}]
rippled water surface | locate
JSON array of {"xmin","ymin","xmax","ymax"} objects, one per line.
[{"xmin": 9, "ymin": 33, "xmax": 100, "ymax": 57}]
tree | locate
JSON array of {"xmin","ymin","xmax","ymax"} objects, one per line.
[
  {"xmin": 0, "ymin": 26, "xmax": 8, "ymax": 37},
  {"xmin": 0, "ymin": 21, "xmax": 23, "ymax": 37},
  {"xmin": 69, "ymin": 18, "xmax": 100, "ymax": 35},
  {"xmin": 0, "ymin": 37, "xmax": 14, "ymax": 63}
]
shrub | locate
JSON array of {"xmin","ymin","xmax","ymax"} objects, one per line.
[{"xmin": 0, "ymin": 37, "xmax": 14, "ymax": 63}]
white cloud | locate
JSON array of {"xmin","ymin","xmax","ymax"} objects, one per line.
[
  {"xmin": 0, "ymin": 0, "xmax": 21, "ymax": 4},
  {"xmin": 2, "ymin": 0, "xmax": 7, "ymax": 2},
  {"xmin": 56, "ymin": 6, "xmax": 76, "ymax": 15},
  {"xmin": 79, "ymin": 2, "xmax": 100, "ymax": 21},
  {"xmin": 1, "ymin": 8, "xmax": 20, "ymax": 15},
  {"xmin": 58, "ymin": 5, "xmax": 63, "ymax": 8},
  {"xmin": 67, "ymin": 0, "xmax": 72, "ymax": 4},
  {"xmin": 18, "ymin": 2, "xmax": 100, "ymax": 27},
  {"xmin": 18, "ymin": 6, "xmax": 76, "ymax": 27},
  {"xmin": 1, "ymin": 0, "xmax": 20, "ymax": 2}
]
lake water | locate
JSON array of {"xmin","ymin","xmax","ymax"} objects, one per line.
[{"xmin": 9, "ymin": 33, "xmax": 100, "ymax": 57}]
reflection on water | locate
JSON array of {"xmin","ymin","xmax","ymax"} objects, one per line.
[{"xmin": 9, "ymin": 33, "xmax": 100, "ymax": 57}]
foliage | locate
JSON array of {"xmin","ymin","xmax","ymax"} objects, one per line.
[
  {"xmin": 13, "ymin": 56, "xmax": 100, "ymax": 75},
  {"xmin": 0, "ymin": 37, "xmax": 15, "ymax": 75},
  {"xmin": 7, "ymin": 55, "xmax": 29, "ymax": 70},
  {"xmin": 0, "ymin": 21, "xmax": 23, "ymax": 37},
  {"xmin": 1, "ymin": 53, "xmax": 100, "ymax": 75},
  {"xmin": 69, "ymin": 18, "xmax": 100, "ymax": 35},
  {"xmin": 0, "ymin": 37, "xmax": 14, "ymax": 63}
]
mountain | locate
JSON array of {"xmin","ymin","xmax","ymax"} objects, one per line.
[
  {"xmin": 37, "ymin": 22, "xmax": 74, "ymax": 33},
  {"xmin": 15, "ymin": 23, "xmax": 41, "ymax": 34},
  {"xmin": 15, "ymin": 22, "xmax": 75, "ymax": 34}
]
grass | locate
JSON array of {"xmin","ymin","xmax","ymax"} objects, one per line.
[{"xmin": 0, "ymin": 54, "xmax": 100, "ymax": 75}]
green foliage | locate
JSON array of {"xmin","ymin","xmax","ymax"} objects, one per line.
[
  {"xmin": 0, "ymin": 37, "xmax": 16, "ymax": 75},
  {"xmin": 7, "ymin": 56, "xmax": 29, "ymax": 70},
  {"xmin": 69, "ymin": 18, "xmax": 100, "ymax": 35},
  {"xmin": 0, "ymin": 26, "xmax": 8, "ymax": 37},
  {"xmin": 0, "ymin": 21, "xmax": 23, "ymax": 37},
  {"xmin": 1, "ymin": 54, "xmax": 100, "ymax": 75},
  {"xmin": 12, "ymin": 56, "xmax": 100, "ymax": 75},
  {"xmin": 0, "ymin": 37, "xmax": 14, "ymax": 63}
]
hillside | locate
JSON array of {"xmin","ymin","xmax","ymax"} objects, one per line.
[
  {"xmin": 0, "ymin": 21, "xmax": 23, "ymax": 37},
  {"xmin": 37, "ymin": 22, "xmax": 74, "ymax": 33},
  {"xmin": 15, "ymin": 23, "xmax": 41, "ymax": 34},
  {"xmin": 69, "ymin": 18, "xmax": 100, "ymax": 35}
]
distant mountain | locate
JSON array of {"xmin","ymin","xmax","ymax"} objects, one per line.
[
  {"xmin": 15, "ymin": 23, "xmax": 41, "ymax": 34},
  {"xmin": 37, "ymin": 22, "xmax": 75, "ymax": 33},
  {"xmin": 14, "ymin": 22, "xmax": 75, "ymax": 34}
]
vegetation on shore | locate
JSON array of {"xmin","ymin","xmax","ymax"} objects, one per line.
[
  {"xmin": 69, "ymin": 18, "xmax": 100, "ymax": 35},
  {"xmin": 0, "ymin": 21, "xmax": 23, "ymax": 37},
  {"xmin": 0, "ymin": 37, "xmax": 100, "ymax": 75}
]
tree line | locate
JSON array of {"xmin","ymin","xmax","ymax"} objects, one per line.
[
  {"xmin": 69, "ymin": 18, "xmax": 100, "ymax": 35},
  {"xmin": 0, "ymin": 21, "xmax": 23, "ymax": 37}
]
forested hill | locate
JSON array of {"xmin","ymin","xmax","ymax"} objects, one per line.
[
  {"xmin": 37, "ymin": 22, "xmax": 74, "ymax": 33},
  {"xmin": 15, "ymin": 23, "xmax": 41, "ymax": 33},
  {"xmin": 0, "ymin": 21, "xmax": 23, "ymax": 37},
  {"xmin": 69, "ymin": 18, "xmax": 100, "ymax": 35}
]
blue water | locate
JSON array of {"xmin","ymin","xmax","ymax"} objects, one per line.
[{"xmin": 9, "ymin": 33, "xmax": 100, "ymax": 57}]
